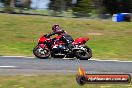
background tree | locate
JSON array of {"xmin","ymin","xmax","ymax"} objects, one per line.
[
  {"xmin": 0, "ymin": 0, "xmax": 15, "ymax": 12},
  {"xmin": 103, "ymin": 0, "xmax": 132, "ymax": 14},
  {"xmin": 48, "ymin": 0, "xmax": 71, "ymax": 16},
  {"xmin": 0, "ymin": 0, "xmax": 31, "ymax": 13},
  {"xmin": 1, "ymin": 0, "xmax": 11, "ymax": 7},
  {"xmin": 91, "ymin": 0, "xmax": 104, "ymax": 14},
  {"xmin": 72, "ymin": 0, "xmax": 93, "ymax": 17},
  {"xmin": 15, "ymin": 0, "xmax": 31, "ymax": 13}
]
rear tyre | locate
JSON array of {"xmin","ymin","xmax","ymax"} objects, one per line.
[
  {"xmin": 33, "ymin": 46, "xmax": 50, "ymax": 59},
  {"xmin": 75, "ymin": 46, "xmax": 92, "ymax": 60}
]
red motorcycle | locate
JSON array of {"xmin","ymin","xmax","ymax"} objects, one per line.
[{"xmin": 33, "ymin": 34, "xmax": 92, "ymax": 60}]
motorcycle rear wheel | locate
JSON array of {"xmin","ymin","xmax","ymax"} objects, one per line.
[
  {"xmin": 33, "ymin": 46, "xmax": 50, "ymax": 59},
  {"xmin": 75, "ymin": 46, "xmax": 92, "ymax": 60}
]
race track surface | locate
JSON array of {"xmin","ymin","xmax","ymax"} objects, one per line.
[{"xmin": 0, "ymin": 57, "xmax": 132, "ymax": 75}]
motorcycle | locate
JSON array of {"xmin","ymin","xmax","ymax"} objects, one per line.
[{"xmin": 33, "ymin": 34, "xmax": 92, "ymax": 60}]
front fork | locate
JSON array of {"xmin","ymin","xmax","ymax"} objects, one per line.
[{"xmin": 37, "ymin": 43, "xmax": 50, "ymax": 55}]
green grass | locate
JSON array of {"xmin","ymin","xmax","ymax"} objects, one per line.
[
  {"xmin": 0, "ymin": 75, "xmax": 131, "ymax": 88},
  {"xmin": 0, "ymin": 13, "xmax": 132, "ymax": 60}
]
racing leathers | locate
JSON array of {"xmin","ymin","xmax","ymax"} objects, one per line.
[{"xmin": 47, "ymin": 30, "xmax": 74, "ymax": 49}]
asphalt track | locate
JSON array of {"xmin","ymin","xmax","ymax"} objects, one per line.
[{"xmin": 0, "ymin": 57, "xmax": 132, "ymax": 75}]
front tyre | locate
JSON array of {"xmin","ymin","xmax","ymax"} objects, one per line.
[
  {"xmin": 33, "ymin": 46, "xmax": 50, "ymax": 59},
  {"xmin": 75, "ymin": 46, "xmax": 92, "ymax": 60}
]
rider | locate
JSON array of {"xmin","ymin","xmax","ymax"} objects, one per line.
[{"xmin": 47, "ymin": 24, "xmax": 74, "ymax": 49}]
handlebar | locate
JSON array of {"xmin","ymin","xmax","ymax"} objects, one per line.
[
  {"xmin": 44, "ymin": 34, "xmax": 50, "ymax": 38},
  {"xmin": 44, "ymin": 34, "xmax": 47, "ymax": 37}
]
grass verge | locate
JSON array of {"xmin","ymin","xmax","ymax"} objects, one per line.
[
  {"xmin": 0, "ymin": 13, "xmax": 132, "ymax": 60},
  {"xmin": 0, "ymin": 75, "xmax": 131, "ymax": 88}
]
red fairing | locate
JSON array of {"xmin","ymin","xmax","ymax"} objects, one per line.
[
  {"xmin": 39, "ymin": 36, "xmax": 51, "ymax": 43},
  {"xmin": 73, "ymin": 38, "xmax": 89, "ymax": 45}
]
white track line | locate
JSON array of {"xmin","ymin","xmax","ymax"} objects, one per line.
[
  {"xmin": 0, "ymin": 66, "xmax": 17, "ymax": 68},
  {"xmin": 1, "ymin": 56, "xmax": 35, "ymax": 58},
  {"xmin": 0, "ymin": 56, "xmax": 132, "ymax": 62},
  {"xmin": 90, "ymin": 59, "xmax": 132, "ymax": 63}
]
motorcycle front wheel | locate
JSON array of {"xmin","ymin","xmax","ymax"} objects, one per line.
[{"xmin": 33, "ymin": 46, "xmax": 50, "ymax": 59}]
